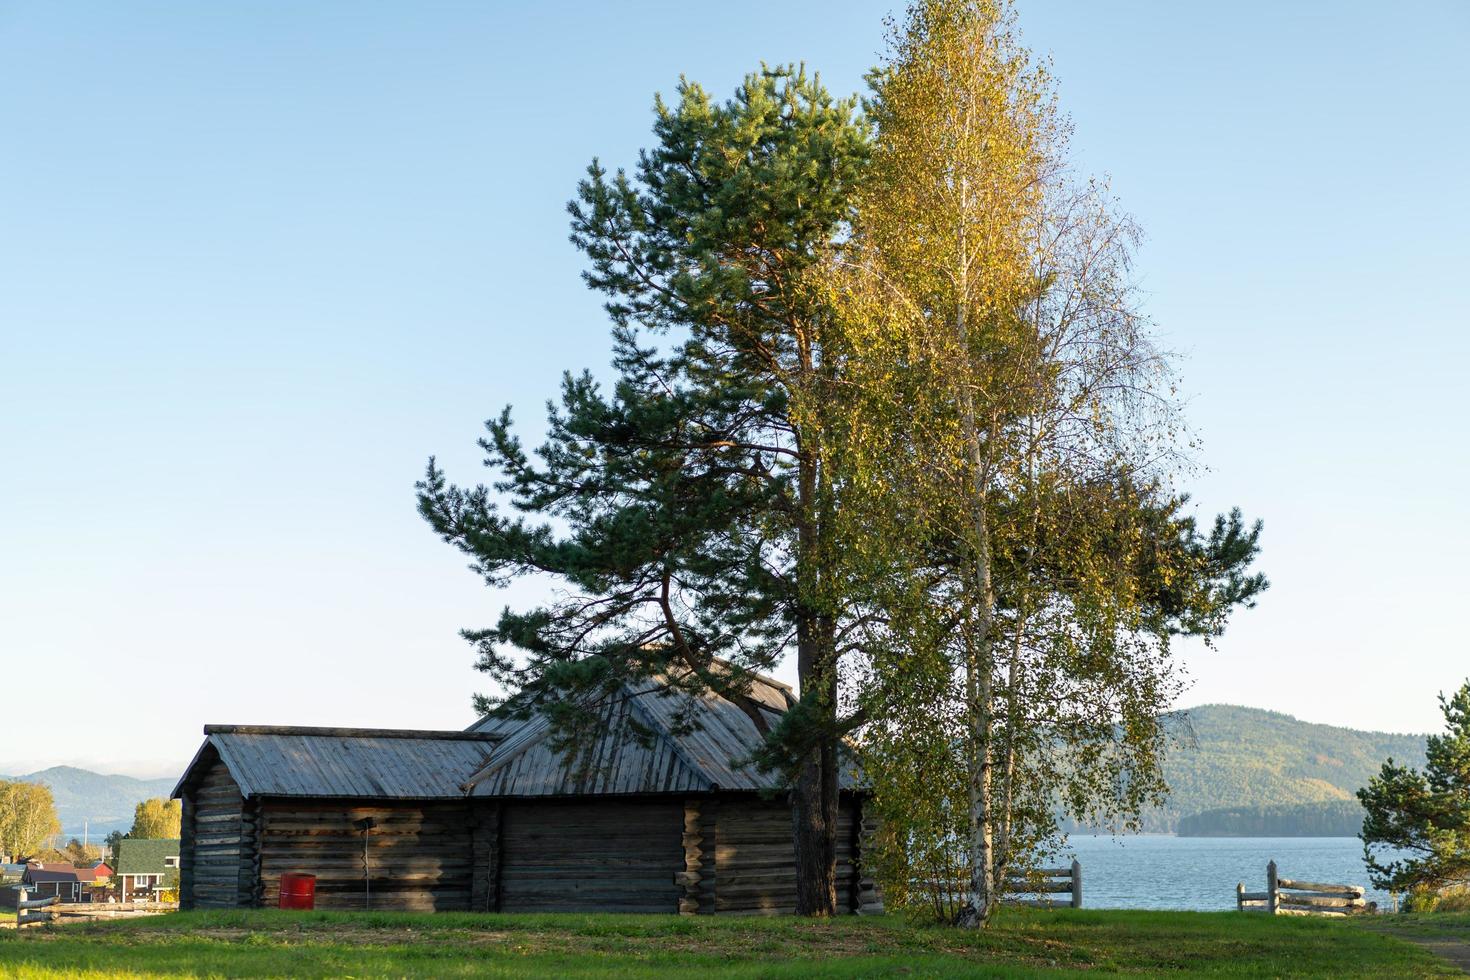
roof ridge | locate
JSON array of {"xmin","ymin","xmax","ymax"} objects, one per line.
[
  {"xmin": 705, "ymin": 656, "xmax": 793, "ymax": 693},
  {"xmin": 203, "ymin": 724, "xmax": 500, "ymax": 742},
  {"xmin": 459, "ymin": 713, "xmax": 554, "ymax": 790},
  {"xmin": 620, "ymin": 681, "xmax": 718, "ymax": 791}
]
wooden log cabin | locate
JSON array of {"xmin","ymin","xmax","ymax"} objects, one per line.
[{"xmin": 172, "ymin": 671, "xmax": 882, "ymax": 915}]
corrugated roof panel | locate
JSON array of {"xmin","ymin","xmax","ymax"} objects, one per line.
[
  {"xmin": 630, "ymin": 680, "xmax": 772, "ymax": 791},
  {"xmin": 465, "ymin": 691, "xmax": 714, "ymax": 798},
  {"xmin": 183, "ymin": 669, "xmax": 860, "ymax": 804},
  {"xmin": 200, "ymin": 730, "xmax": 497, "ymax": 799},
  {"xmin": 460, "ymin": 673, "xmax": 862, "ymax": 797},
  {"xmin": 630, "ymin": 679, "xmax": 863, "ymax": 792}
]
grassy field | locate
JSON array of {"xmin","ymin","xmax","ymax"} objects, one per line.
[
  {"xmin": 1358, "ymin": 913, "xmax": 1470, "ymax": 974},
  {"xmin": 0, "ymin": 908, "xmax": 1459, "ymax": 978}
]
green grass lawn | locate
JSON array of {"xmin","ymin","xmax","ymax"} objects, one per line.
[
  {"xmin": 1363, "ymin": 911, "xmax": 1470, "ymax": 941},
  {"xmin": 1357, "ymin": 913, "xmax": 1470, "ymax": 975},
  {"xmin": 0, "ymin": 908, "xmax": 1457, "ymax": 978}
]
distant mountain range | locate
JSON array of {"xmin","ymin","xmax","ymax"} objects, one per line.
[
  {"xmin": 1, "ymin": 766, "xmax": 178, "ymax": 839},
  {"xmin": 1141, "ymin": 704, "xmax": 1428, "ymax": 834}
]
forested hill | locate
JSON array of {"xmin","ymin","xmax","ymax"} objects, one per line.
[
  {"xmin": 1137, "ymin": 704, "xmax": 1427, "ymax": 834},
  {"xmin": 2, "ymin": 766, "xmax": 178, "ymax": 837},
  {"xmin": 1177, "ymin": 800, "xmax": 1368, "ymax": 837}
]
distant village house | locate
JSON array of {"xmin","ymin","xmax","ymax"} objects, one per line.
[
  {"xmin": 113, "ymin": 839, "xmax": 179, "ymax": 902},
  {"xmin": 19, "ymin": 862, "xmax": 111, "ymax": 903}
]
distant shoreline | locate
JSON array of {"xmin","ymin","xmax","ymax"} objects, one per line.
[{"xmin": 1068, "ymin": 831, "xmax": 1362, "ymax": 840}]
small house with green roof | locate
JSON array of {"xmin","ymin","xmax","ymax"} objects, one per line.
[{"xmin": 113, "ymin": 838, "xmax": 180, "ymax": 903}]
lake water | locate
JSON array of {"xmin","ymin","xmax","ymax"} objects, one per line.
[{"xmin": 1061, "ymin": 836, "xmax": 1390, "ymax": 911}]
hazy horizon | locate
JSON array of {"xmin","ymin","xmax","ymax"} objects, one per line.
[{"xmin": 5, "ymin": 1, "xmax": 1468, "ymax": 777}]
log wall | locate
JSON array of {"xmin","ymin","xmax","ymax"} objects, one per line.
[
  {"xmin": 256, "ymin": 801, "xmax": 475, "ymax": 911},
  {"xmin": 853, "ymin": 798, "xmax": 883, "ymax": 914},
  {"xmin": 677, "ymin": 798, "xmax": 720, "ymax": 914},
  {"xmin": 497, "ymin": 799, "xmax": 683, "ymax": 912},
  {"xmin": 179, "ymin": 792, "xmax": 194, "ymax": 909},
  {"xmin": 181, "ymin": 778, "xmax": 880, "ymax": 916},
  {"xmin": 470, "ymin": 801, "xmax": 500, "ymax": 912},
  {"xmin": 186, "ymin": 754, "xmax": 249, "ymax": 909},
  {"xmin": 712, "ymin": 797, "xmax": 859, "ymax": 914}
]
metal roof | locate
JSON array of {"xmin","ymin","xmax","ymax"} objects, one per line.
[
  {"xmin": 174, "ymin": 672, "xmax": 861, "ymax": 804},
  {"xmin": 464, "ymin": 672, "xmax": 862, "ymax": 798},
  {"xmin": 463, "ymin": 691, "xmax": 711, "ymax": 797},
  {"xmin": 172, "ymin": 727, "xmax": 499, "ymax": 801},
  {"xmin": 23, "ymin": 869, "xmax": 82, "ymax": 884}
]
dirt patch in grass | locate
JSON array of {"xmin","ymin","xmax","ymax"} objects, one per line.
[
  {"xmin": 1355, "ymin": 914, "xmax": 1470, "ymax": 976},
  {"xmin": 1408, "ymin": 939, "xmax": 1470, "ymax": 975}
]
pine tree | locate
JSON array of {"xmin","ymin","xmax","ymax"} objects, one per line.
[
  {"xmin": 418, "ymin": 66, "xmax": 869, "ymax": 915},
  {"xmin": 1359, "ymin": 680, "xmax": 1470, "ymax": 894}
]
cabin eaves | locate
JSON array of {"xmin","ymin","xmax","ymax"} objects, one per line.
[
  {"xmin": 173, "ymin": 672, "xmax": 861, "ymax": 805},
  {"xmin": 171, "ymin": 726, "xmax": 500, "ymax": 801}
]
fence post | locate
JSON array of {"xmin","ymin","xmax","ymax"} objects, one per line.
[
  {"xmin": 1236, "ymin": 882, "xmax": 1244, "ymax": 911},
  {"xmin": 1070, "ymin": 859, "xmax": 1082, "ymax": 909},
  {"xmin": 1267, "ymin": 860, "xmax": 1279, "ymax": 916}
]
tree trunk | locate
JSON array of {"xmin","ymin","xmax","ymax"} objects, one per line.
[
  {"xmin": 791, "ymin": 613, "xmax": 840, "ymax": 915},
  {"xmin": 791, "ymin": 427, "xmax": 839, "ymax": 917},
  {"xmin": 955, "ymin": 171, "xmax": 997, "ymax": 929},
  {"xmin": 959, "ymin": 576, "xmax": 996, "ymax": 928},
  {"xmin": 791, "ymin": 743, "xmax": 839, "ymax": 915},
  {"xmin": 996, "ymin": 624, "xmax": 1024, "ymax": 875}
]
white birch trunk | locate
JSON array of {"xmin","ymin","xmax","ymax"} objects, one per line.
[{"xmin": 956, "ymin": 172, "xmax": 997, "ymax": 928}]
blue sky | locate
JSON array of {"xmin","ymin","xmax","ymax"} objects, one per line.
[{"xmin": 3, "ymin": 2, "xmax": 1467, "ymax": 776}]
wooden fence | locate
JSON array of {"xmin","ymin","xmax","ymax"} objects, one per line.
[
  {"xmin": 1236, "ymin": 860, "xmax": 1368, "ymax": 916},
  {"xmin": 912, "ymin": 859, "xmax": 1083, "ymax": 915},
  {"xmin": 14, "ymin": 889, "xmax": 59, "ymax": 926},
  {"xmin": 1005, "ymin": 860, "xmax": 1083, "ymax": 909}
]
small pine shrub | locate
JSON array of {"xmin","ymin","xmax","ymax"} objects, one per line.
[
  {"xmin": 1401, "ymin": 883, "xmax": 1470, "ymax": 913},
  {"xmin": 1432, "ymin": 885, "xmax": 1470, "ymax": 912}
]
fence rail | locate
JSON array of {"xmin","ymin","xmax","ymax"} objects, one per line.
[
  {"xmin": 15, "ymin": 889, "xmax": 59, "ymax": 926},
  {"xmin": 1236, "ymin": 860, "xmax": 1370, "ymax": 916},
  {"xmin": 1004, "ymin": 859, "xmax": 1083, "ymax": 909},
  {"xmin": 911, "ymin": 858, "xmax": 1083, "ymax": 913}
]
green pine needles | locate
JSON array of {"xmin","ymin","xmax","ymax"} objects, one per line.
[
  {"xmin": 418, "ymin": 2, "xmax": 1269, "ymax": 924},
  {"xmin": 1359, "ymin": 680, "xmax": 1470, "ymax": 897},
  {"xmin": 419, "ymin": 66, "xmax": 870, "ymax": 914}
]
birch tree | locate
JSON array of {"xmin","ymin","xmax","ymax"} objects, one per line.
[
  {"xmin": 0, "ymin": 780, "xmax": 61, "ymax": 860},
  {"xmin": 831, "ymin": 0, "xmax": 1266, "ymax": 926},
  {"xmin": 130, "ymin": 798, "xmax": 182, "ymax": 839}
]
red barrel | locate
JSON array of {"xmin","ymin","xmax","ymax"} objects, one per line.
[{"xmin": 278, "ymin": 873, "xmax": 317, "ymax": 910}]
